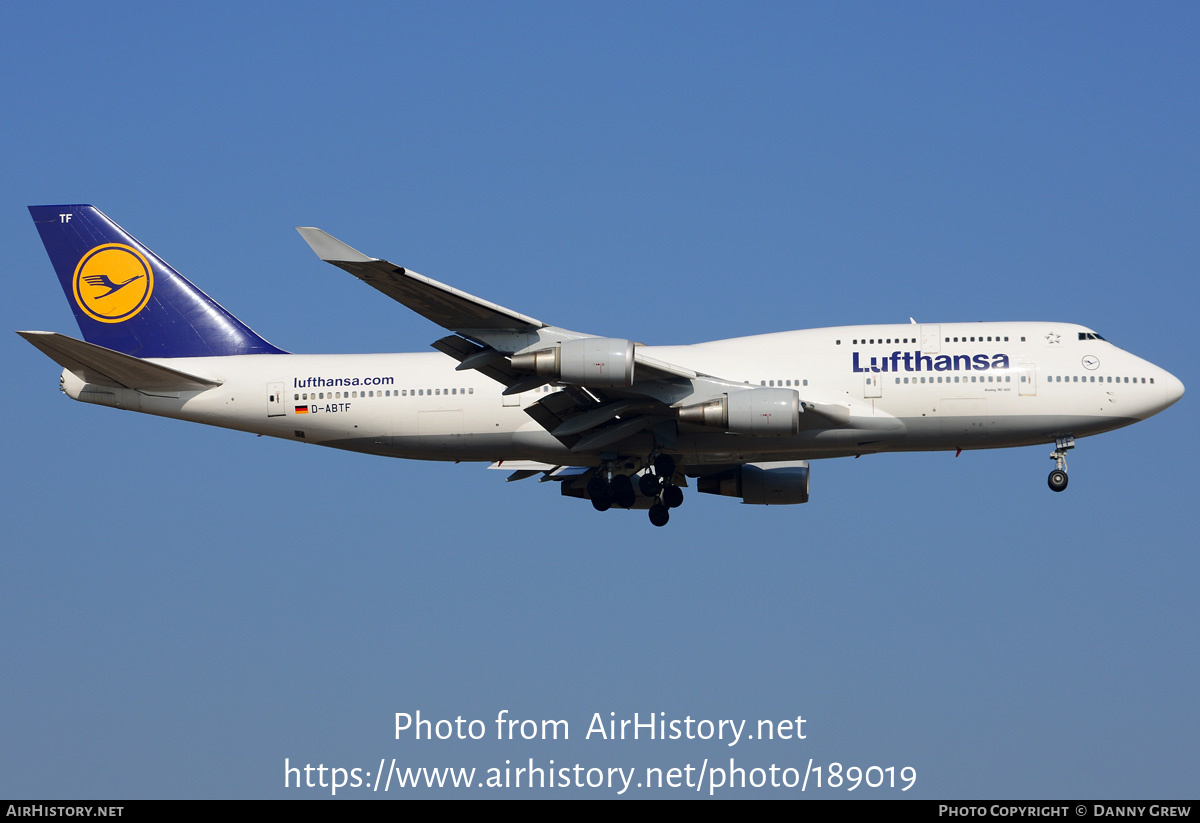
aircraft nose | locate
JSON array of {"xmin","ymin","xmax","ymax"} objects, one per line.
[{"xmin": 1163, "ymin": 370, "xmax": 1185, "ymax": 408}]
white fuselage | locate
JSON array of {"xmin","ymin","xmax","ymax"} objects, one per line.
[{"xmin": 60, "ymin": 321, "xmax": 1184, "ymax": 467}]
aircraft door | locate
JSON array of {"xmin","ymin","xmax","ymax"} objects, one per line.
[
  {"xmin": 921, "ymin": 325, "xmax": 941, "ymax": 353},
  {"xmin": 1018, "ymin": 363, "xmax": 1037, "ymax": 396},
  {"xmin": 864, "ymin": 375, "xmax": 882, "ymax": 398},
  {"xmin": 266, "ymin": 382, "xmax": 286, "ymax": 417}
]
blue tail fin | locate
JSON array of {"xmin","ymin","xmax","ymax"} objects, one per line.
[{"xmin": 29, "ymin": 205, "xmax": 285, "ymax": 357}]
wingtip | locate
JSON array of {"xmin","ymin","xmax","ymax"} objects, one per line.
[{"xmin": 295, "ymin": 227, "xmax": 375, "ymax": 263}]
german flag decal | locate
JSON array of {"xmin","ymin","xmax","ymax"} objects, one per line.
[{"xmin": 294, "ymin": 406, "xmax": 309, "ymax": 414}]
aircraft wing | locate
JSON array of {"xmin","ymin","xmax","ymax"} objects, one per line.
[
  {"xmin": 298, "ymin": 227, "xmax": 704, "ymax": 385},
  {"xmin": 295, "ymin": 228, "xmax": 544, "ymax": 333},
  {"xmin": 296, "ymin": 227, "xmax": 844, "ymax": 452}
]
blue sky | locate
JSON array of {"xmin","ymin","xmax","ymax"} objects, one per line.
[{"xmin": 2, "ymin": 2, "xmax": 1196, "ymax": 798}]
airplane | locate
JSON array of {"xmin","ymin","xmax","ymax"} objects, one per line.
[{"xmin": 21, "ymin": 205, "xmax": 1185, "ymax": 527}]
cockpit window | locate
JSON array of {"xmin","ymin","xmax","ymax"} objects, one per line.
[{"xmin": 1078, "ymin": 332, "xmax": 1107, "ymax": 341}]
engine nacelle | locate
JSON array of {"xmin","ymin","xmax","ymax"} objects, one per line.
[
  {"xmin": 697, "ymin": 461, "xmax": 810, "ymax": 505},
  {"xmin": 676, "ymin": 388, "xmax": 800, "ymax": 435},
  {"xmin": 510, "ymin": 338, "xmax": 635, "ymax": 387}
]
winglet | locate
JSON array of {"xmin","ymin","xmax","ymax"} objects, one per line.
[{"xmin": 295, "ymin": 227, "xmax": 375, "ymax": 263}]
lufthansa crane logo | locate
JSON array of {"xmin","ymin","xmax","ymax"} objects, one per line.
[{"xmin": 72, "ymin": 244, "xmax": 154, "ymax": 323}]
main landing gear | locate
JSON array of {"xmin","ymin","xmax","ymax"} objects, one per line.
[
  {"xmin": 645, "ymin": 453, "xmax": 684, "ymax": 527},
  {"xmin": 587, "ymin": 473, "xmax": 634, "ymax": 511},
  {"xmin": 587, "ymin": 453, "xmax": 685, "ymax": 526},
  {"xmin": 1047, "ymin": 436, "xmax": 1074, "ymax": 493}
]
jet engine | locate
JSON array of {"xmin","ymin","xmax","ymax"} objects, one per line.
[
  {"xmin": 697, "ymin": 461, "xmax": 810, "ymax": 505},
  {"xmin": 676, "ymin": 388, "xmax": 801, "ymax": 435},
  {"xmin": 510, "ymin": 337, "xmax": 635, "ymax": 387}
]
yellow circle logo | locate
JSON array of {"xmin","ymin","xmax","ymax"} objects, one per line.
[{"xmin": 72, "ymin": 244, "xmax": 154, "ymax": 323}]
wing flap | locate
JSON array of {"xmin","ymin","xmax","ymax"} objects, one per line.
[
  {"xmin": 523, "ymin": 390, "xmax": 585, "ymax": 448},
  {"xmin": 17, "ymin": 331, "xmax": 222, "ymax": 391},
  {"xmin": 430, "ymin": 335, "xmax": 530, "ymax": 388}
]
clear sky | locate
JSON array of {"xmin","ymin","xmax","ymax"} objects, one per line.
[{"xmin": 2, "ymin": 1, "xmax": 1196, "ymax": 799}]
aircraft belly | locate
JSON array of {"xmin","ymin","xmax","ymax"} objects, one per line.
[
  {"xmin": 890, "ymin": 413, "xmax": 1139, "ymax": 451},
  {"xmin": 323, "ymin": 431, "xmax": 582, "ymax": 463}
]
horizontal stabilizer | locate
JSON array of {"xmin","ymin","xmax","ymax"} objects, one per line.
[{"xmin": 17, "ymin": 331, "xmax": 221, "ymax": 391}]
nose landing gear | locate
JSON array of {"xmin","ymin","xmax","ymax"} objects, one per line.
[{"xmin": 1047, "ymin": 436, "xmax": 1074, "ymax": 493}]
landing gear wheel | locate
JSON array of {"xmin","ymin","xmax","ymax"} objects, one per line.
[
  {"xmin": 648, "ymin": 503, "xmax": 670, "ymax": 527},
  {"xmin": 661, "ymin": 484, "xmax": 684, "ymax": 509},
  {"xmin": 1048, "ymin": 469, "xmax": 1068, "ymax": 492},
  {"xmin": 587, "ymin": 475, "xmax": 612, "ymax": 511},
  {"xmin": 610, "ymin": 474, "xmax": 636, "ymax": 509},
  {"xmin": 639, "ymin": 472, "xmax": 661, "ymax": 497},
  {"xmin": 653, "ymin": 453, "xmax": 675, "ymax": 479},
  {"xmin": 1047, "ymin": 436, "xmax": 1074, "ymax": 494}
]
